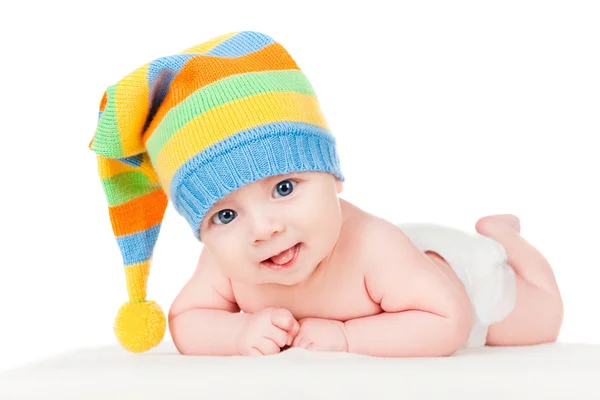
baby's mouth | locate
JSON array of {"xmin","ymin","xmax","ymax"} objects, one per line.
[{"xmin": 261, "ymin": 243, "xmax": 301, "ymax": 270}]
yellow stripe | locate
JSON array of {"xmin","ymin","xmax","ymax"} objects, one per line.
[
  {"xmin": 155, "ymin": 91, "xmax": 329, "ymax": 194},
  {"xmin": 97, "ymin": 153, "xmax": 160, "ymax": 182},
  {"xmin": 178, "ymin": 32, "xmax": 239, "ymax": 54},
  {"xmin": 98, "ymin": 155, "xmax": 136, "ymax": 179},
  {"xmin": 125, "ymin": 260, "xmax": 150, "ymax": 302},
  {"xmin": 115, "ymin": 63, "xmax": 151, "ymax": 157},
  {"xmin": 109, "ymin": 32, "xmax": 237, "ymax": 159}
]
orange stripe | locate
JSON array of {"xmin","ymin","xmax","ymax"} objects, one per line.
[
  {"xmin": 99, "ymin": 91, "xmax": 107, "ymax": 112},
  {"xmin": 109, "ymin": 189, "xmax": 168, "ymax": 236},
  {"xmin": 142, "ymin": 42, "xmax": 299, "ymax": 144}
]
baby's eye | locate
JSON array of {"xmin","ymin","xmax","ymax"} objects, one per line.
[
  {"xmin": 273, "ymin": 179, "xmax": 297, "ymax": 198},
  {"xmin": 211, "ymin": 209, "xmax": 237, "ymax": 225}
]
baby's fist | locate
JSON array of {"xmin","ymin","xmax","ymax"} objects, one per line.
[
  {"xmin": 292, "ymin": 318, "xmax": 348, "ymax": 352},
  {"xmin": 236, "ymin": 307, "xmax": 300, "ymax": 356}
]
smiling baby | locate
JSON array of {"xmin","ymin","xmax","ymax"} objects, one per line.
[{"xmin": 90, "ymin": 31, "xmax": 563, "ymax": 357}]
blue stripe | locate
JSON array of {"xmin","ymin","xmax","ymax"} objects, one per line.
[
  {"xmin": 146, "ymin": 31, "xmax": 274, "ymax": 89},
  {"xmin": 143, "ymin": 32, "xmax": 275, "ymax": 132},
  {"xmin": 147, "ymin": 54, "xmax": 196, "ymax": 94},
  {"xmin": 206, "ymin": 31, "xmax": 275, "ymax": 57},
  {"xmin": 116, "ymin": 223, "xmax": 162, "ymax": 265},
  {"xmin": 117, "ymin": 154, "xmax": 143, "ymax": 167},
  {"xmin": 146, "ymin": 54, "xmax": 197, "ymax": 126},
  {"xmin": 170, "ymin": 121, "xmax": 344, "ymax": 241}
]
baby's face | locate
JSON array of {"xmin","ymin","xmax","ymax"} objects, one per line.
[{"xmin": 198, "ymin": 171, "xmax": 344, "ymax": 286}]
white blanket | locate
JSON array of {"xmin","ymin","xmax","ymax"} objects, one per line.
[{"xmin": 1, "ymin": 341, "xmax": 599, "ymax": 399}]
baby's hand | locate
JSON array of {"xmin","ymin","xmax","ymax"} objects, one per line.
[
  {"xmin": 292, "ymin": 318, "xmax": 348, "ymax": 352},
  {"xmin": 236, "ymin": 307, "xmax": 300, "ymax": 356}
]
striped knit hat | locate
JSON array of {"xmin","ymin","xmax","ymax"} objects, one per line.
[{"xmin": 89, "ymin": 31, "xmax": 344, "ymax": 353}]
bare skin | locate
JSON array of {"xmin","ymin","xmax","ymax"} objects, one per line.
[
  {"xmin": 474, "ymin": 214, "xmax": 564, "ymax": 345},
  {"xmin": 169, "ymin": 197, "xmax": 563, "ymax": 357}
]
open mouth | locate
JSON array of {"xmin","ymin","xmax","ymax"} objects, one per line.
[{"xmin": 260, "ymin": 243, "xmax": 301, "ymax": 271}]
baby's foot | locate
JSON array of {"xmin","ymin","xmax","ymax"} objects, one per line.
[
  {"xmin": 474, "ymin": 213, "xmax": 560, "ymax": 297},
  {"xmin": 475, "ymin": 214, "xmax": 521, "ymax": 235}
]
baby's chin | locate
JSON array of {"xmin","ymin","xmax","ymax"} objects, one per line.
[{"xmin": 251, "ymin": 262, "xmax": 319, "ymax": 286}]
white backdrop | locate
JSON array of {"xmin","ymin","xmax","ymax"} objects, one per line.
[{"xmin": 0, "ymin": 0, "xmax": 598, "ymax": 374}]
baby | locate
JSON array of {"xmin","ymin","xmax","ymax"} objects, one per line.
[
  {"xmin": 168, "ymin": 172, "xmax": 564, "ymax": 357},
  {"xmin": 89, "ymin": 31, "xmax": 563, "ymax": 357}
]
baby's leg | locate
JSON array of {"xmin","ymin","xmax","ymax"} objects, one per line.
[{"xmin": 475, "ymin": 214, "xmax": 564, "ymax": 346}]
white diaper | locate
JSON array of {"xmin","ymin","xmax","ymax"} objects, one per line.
[{"xmin": 396, "ymin": 222, "xmax": 517, "ymax": 348}]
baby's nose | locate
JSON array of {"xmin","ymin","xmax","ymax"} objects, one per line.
[{"xmin": 251, "ymin": 219, "xmax": 285, "ymax": 245}]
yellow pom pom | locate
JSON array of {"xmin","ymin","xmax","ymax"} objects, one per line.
[{"xmin": 114, "ymin": 300, "xmax": 166, "ymax": 353}]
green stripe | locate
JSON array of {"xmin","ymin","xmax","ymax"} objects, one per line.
[
  {"xmin": 146, "ymin": 69, "xmax": 315, "ymax": 161},
  {"xmin": 101, "ymin": 171, "xmax": 159, "ymax": 206},
  {"xmin": 91, "ymin": 85, "xmax": 123, "ymax": 158}
]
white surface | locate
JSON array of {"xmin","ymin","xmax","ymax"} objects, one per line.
[
  {"xmin": 2, "ymin": 0, "xmax": 599, "ymax": 374},
  {"xmin": 1, "ymin": 342, "xmax": 599, "ymax": 399}
]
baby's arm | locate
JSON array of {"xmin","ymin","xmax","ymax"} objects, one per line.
[
  {"xmin": 343, "ymin": 221, "xmax": 473, "ymax": 357},
  {"xmin": 168, "ymin": 247, "xmax": 246, "ymax": 356}
]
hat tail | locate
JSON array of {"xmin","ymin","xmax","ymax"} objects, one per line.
[
  {"xmin": 94, "ymin": 152, "xmax": 168, "ymax": 352},
  {"xmin": 96, "ymin": 153, "xmax": 167, "ymax": 300},
  {"xmin": 89, "ymin": 60, "xmax": 173, "ymax": 352}
]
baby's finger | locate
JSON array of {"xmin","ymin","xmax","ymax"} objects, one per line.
[
  {"xmin": 291, "ymin": 335, "xmax": 300, "ymax": 347},
  {"xmin": 290, "ymin": 320, "xmax": 300, "ymax": 337},
  {"xmin": 270, "ymin": 310, "xmax": 297, "ymax": 332},
  {"xmin": 266, "ymin": 326, "xmax": 289, "ymax": 348},
  {"xmin": 281, "ymin": 319, "xmax": 299, "ymax": 346},
  {"xmin": 257, "ymin": 336, "xmax": 282, "ymax": 355},
  {"xmin": 291, "ymin": 335, "xmax": 305, "ymax": 348}
]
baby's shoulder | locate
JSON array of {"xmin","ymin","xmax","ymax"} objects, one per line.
[
  {"xmin": 339, "ymin": 212, "xmax": 434, "ymax": 285},
  {"xmin": 342, "ymin": 211, "xmax": 401, "ymax": 248},
  {"xmin": 333, "ymin": 210, "xmax": 404, "ymax": 271}
]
